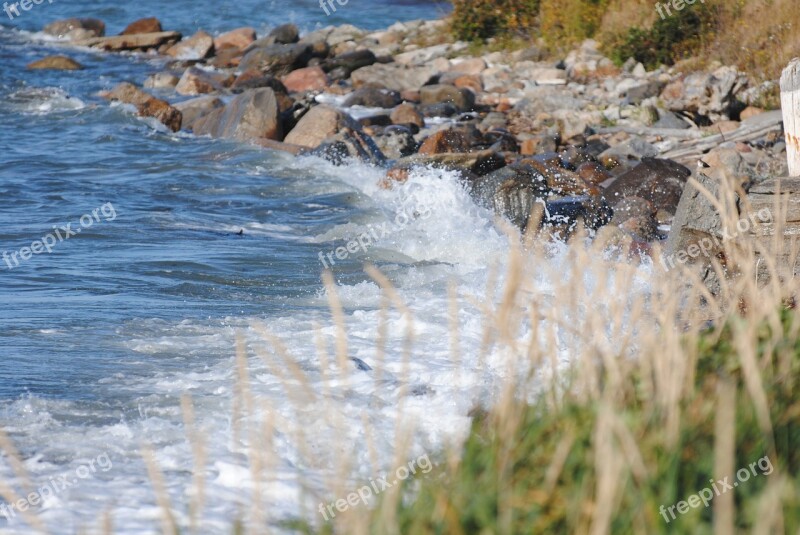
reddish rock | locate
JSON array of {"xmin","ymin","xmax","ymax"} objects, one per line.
[
  {"xmin": 214, "ymin": 27, "xmax": 256, "ymax": 51},
  {"xmin": 400, "ymin": 90, "xmax": 420, "ymax": 102},
  {"xmin": 209, "ymin": 47, "xmax": 244, "ymax": 69},
  {"xmin": 175, "ymin": 67, "xmax": 223, "ymax": 96},
  {"xmin": 379, "ymin": 167, "xmax": 411, "ymax": 189},
  {"xmin": 282, "ymin": 66, "xmax": 329, "ymax": 93},
  {"xmin": 577, "ymin": 161, "xmax": 612, "ymax": 185},
  {"xmin": 418, "ymin": 129, "xmax": 470, "ymax": 155},
  {"xmin": 166, "ymin": 31, "xmax": 214, "ymax": 60},
  {"xmin": 284, "ymin": 105, "xmax": 360, "ymax": 148},
  {"xmin": 121, "ymin": 18, "xmax": 162, "ymax": 35},
  {"xmin": 453, "ymin": 74, "xmax": 483, "ymax": 94},
  {"xmin": 103, "ymin": 82, "xmax": 181, "ymax": 132},
  {"xmin": 390, "ymin": 103, "xmax": 424, "ymax": 128},
  {"xmin": 27, "ymin": 56, "xmax": 83, "ymax": 70},
  {"xmin": 740, "ymin": 106, "xmax": 764, "ymax": 121}
]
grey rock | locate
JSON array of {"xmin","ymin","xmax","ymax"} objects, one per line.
[
  {"xmin": 192, "ymin": 88, "xmax": 282, "ymax": 141},
  {"xmin": 351, "ymin": 63, "xmax": 438, "ymax": 92},
  {"xmin": 599, "ymin": 136, "xmax": 660, "ymax": 163},
  {"xmin": 174, "ymin": 95, "xmax": 224, "ymax": 130},
  {"xmin": 44, "ymin": 18, "xmax": 105, "ymax": 39},
  {"xmin": 309, "ymin": 128, "xmax": 386, "ymax": 166},
  {"xmin": 654, "ymin": 109, "xmax": 690, "ymax": 129},
  {"xmin": 603, "ymin": 158, "xmax": 691, "ymax": 213},
  {"xmin": 343, "ymin": 87, "xmax": 401, "ymax": 108},
  {"xmin": 239, "ymin": 43, "xmax": 312, "ymax": 77},
  {"xmin": 419, "ymin": 84, "xmax": 475, "ymax": 112},
  {"xmin": 321, "ymin": 50, "xmax": 376, "ymax": 77},
  {"xmin": 268, "ymin": 23, "xmax": 299, "ymax": 44},
  {"xmin": 373, "ymin": 126, "xmax": 417, "ymax": 159}
]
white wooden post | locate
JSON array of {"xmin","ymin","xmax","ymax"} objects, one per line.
[{"xmin": 780, "ymin": 58, "xmax": 800, "ymax": 177}]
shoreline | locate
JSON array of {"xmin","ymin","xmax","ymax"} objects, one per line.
[{"xmin": 24, "ymin": 13, "xmax": 790, "ymax": 263}]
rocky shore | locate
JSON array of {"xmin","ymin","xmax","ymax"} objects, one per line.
[{"xmin": 32, "ymin": 15, "xmax": 790, "ymax": 253}]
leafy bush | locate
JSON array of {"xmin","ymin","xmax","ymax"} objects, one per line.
[
  {"xmin": 606, "ymin": 4, "xmax": 716, "ymax": 69},
  {"xmin": 539, "ymin": 0, "xmax": 610, "ymax": 48},
  {"xmin": 449, "ymin": 0, "xmax": 540, "ymax": 41}
]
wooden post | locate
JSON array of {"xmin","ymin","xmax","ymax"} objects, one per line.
[{"xmin": 780, "ymin": 58, "xmax": 800, "ymax": 177}]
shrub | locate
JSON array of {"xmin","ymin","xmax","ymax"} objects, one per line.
[
  {"xmin": 606, "ymin": 4, "xmax": 716, "ymax": 69},
  {"xmin": 449, "ymin": 0, "xmax": 540, "ymax": 41},
  {"xmin": 539, "ymin": 0, "xmax": 610, "ymax": 48}
]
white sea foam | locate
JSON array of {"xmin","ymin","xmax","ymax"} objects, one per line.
[{"xmin": 0, "ymin": 154, "xmax": 654, "ymax": 533}]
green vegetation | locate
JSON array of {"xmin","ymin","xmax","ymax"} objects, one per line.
[
  {"xmin": 449, "ymin": 0, "xmax": 541, "ymax": 42},
  {"xmin": 447, "ymin": 0, "xmax": 800, "ymax": 81},
  {"xmin": 365, "ymin": 310, "xmax": 800, "ymax": 534},
  {"xmin": 606, "ymin": 5, "xmax": 716, "ymax": 69}
]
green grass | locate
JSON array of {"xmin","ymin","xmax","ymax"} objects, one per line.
[{"xmin": 360, "ymin": 309, "xmax": 800, "ymax": 534}]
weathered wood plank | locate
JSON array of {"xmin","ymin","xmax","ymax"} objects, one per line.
[{"xmin": 780, "ymin": 58, "xmax": 800, "ymax": 177}]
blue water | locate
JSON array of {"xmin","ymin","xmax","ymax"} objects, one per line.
[
  {"xmin": 0, "ymin": 2, "xmax": 537, "ymax": 533},
  {"xmin": 0, "ymin": 1, "xmax": 450, "ymax": 400}
]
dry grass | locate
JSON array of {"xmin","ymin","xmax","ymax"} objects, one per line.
[{"xmin": 0, "ymin": 176, "xmax": 799, "ymax": 534}]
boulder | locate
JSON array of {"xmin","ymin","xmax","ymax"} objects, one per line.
[
  {"xmin": 470, "ymin": 161, "xmax": 610, "ymax": 231},
  {"xmin": 239, "ymin": 43, "xmax": 312, "ymax": 77},
  {"xmin": 74, "ymin": 31, "xmax": 182, "ymax": 52},
  {"xmin": 321, "ymin": 50, "xmax": 377, "ymax": 79},
  {"xmin": 144, "ymin": 72, "xmax": 180, "ymax": 89},
  {"xmin": 44, "ymin": 18, "xmax": 105, "ymax": 40},
  {"xmin": 27, "ymin": 56, "xmax": 83, "ymax": 70},
  {"xmin": 603, "ymin": 158, "xmax": 691, "ymax": 214},
  {"xmin": 418, "ymin": 129, "xmax": 470, "ymax": 155},
  {"xmin": 284, "ymin": 105, "xmax": 360, "ymax": 148},
  {"xmin": 519, "ymin": 134, "xmax": 559, "ymax": 156},
  {"xmin": 469, "ymin": 164, "xmax": 549, "ymax": 229},
  {"xmin": 308, "ymin": 128, "xmax": 386, "ymax": 166},
  {"xmin": 166, "ymin": 31, "xmax": 215, "ymax": 61},
  {"xmin": 599, "ymin": 136, "xmax": 660, "ymax": 166},
  {"xmin": 214, "ymin": 27, "xmax": 256, "ymax": 51},
  {"xmin": 390, "ymin": 103, "xmax": 424, "ymax": 128},
  {"xmin": 351, "ymin": 63, "xmax": 438, "ymax": 93},
  {"xmin": 231, "ymin": 71, "xmax": 288, "ymax": 95},
  {"xmin": 174, "ymin": 95, "xmax": 224, "ymax": 130},
  {"xmin": 175, "ymin": 67, "xmax": 223, "ymax": 96},
  {"xmin": 103, "ymin": 82, "xmax": 182, "ymax": 132},
  {"xmin": 448, "ymin": 57, "xmax": 486, "ymax": 75},
  {"xmin": 397, "ymin": 148, "xmax": 505, "ymax": 178},
  {"xmin": 282, "ymin": 66, "xmax": 329, "ymax": 93},
  {"xmin": 267, "ymin": 23, "xmax": 300, "ymax": 45},
  {"xmin": 373, "ymin": 126, "xmax": 417, "ymax": 159},
  {"xmin": 662, "ymin": 170, "xmax": 730, "ymax": 284},
  {"xmin": 577, "ymin": 161, "xmax": 612, "ymax": 186},
  {"xmin": 343, "ymin": 87, "xmax": 401, "ymax": 108},
  {"xmin": 121, "ymin": 18, "xmax": 162, "ymax": 35},
  {"xmin": 419, "ymin": 84, "xmax": 475, "ymax": 112},
  {"xmin": 192, "ymin": 88, "xmax": 282, "ymax": 141}
]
